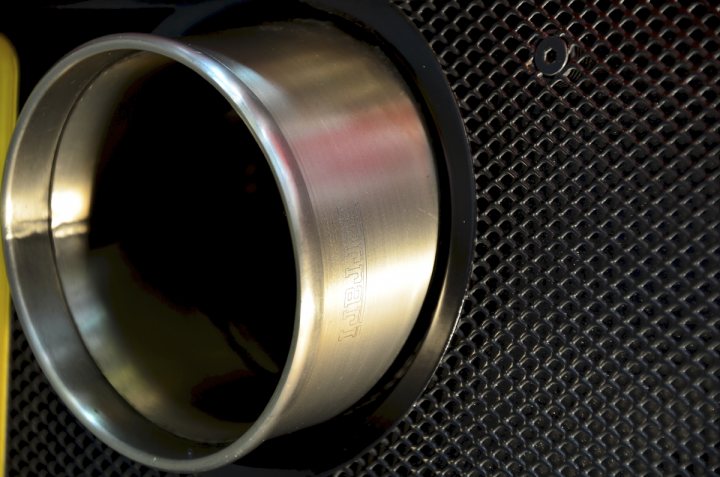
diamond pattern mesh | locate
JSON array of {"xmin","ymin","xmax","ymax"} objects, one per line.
[{"xmin": 8, "ymin": 0, "xmax": 720, "ymax": 476}]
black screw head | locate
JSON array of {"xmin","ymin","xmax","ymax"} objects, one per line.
[{"xmin": 534, "ymin": 36, "xmax": 568, "ymax": 76}]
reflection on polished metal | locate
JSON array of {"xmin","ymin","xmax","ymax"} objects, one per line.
[{"xmin": 2, "ymin": 21, "xmax": 438, "ymax": 472}]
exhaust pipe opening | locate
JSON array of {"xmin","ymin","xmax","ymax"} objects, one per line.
[
  {"xmin": 4, "ymin": 21, "xmax": 441, "ymax": 471},
  {"xmin": 52, "ymin": 60, "xmax": 296, "ymax": 444}
]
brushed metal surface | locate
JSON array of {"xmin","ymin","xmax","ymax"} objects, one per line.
[{"xmin": 2, "ymin": 21, "xmax": 438, "ymax": 472}]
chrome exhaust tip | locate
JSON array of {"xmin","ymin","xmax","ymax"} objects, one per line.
[{"xmin": 2, "ymin": 21, "xmax": 438, "ymax": 472}]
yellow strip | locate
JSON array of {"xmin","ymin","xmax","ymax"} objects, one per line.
[{"xmin": 0, "ymin": 34, "xmax": 18, "ymax": 477}]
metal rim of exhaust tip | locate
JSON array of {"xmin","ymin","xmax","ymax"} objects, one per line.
[
  {"xmin": 3, "ymin": 21, "xmax": 440, "ymax": 472},
  {"xmin": 3, "ymin": 0, "xmax": 477, "ymax": 472}
]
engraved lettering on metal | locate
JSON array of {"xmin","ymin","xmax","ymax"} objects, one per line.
[{"xmin": 337, "ymin": 204, "xmax": 367, "ymax": 341}]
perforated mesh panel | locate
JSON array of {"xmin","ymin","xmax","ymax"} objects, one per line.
[
  {"xmin": 335, "ymin": 1, "xmax": 720, "ymax": 475},
  {"xmin": 8, "ymin": 0, "xmax": 720, "ymax": 476}
]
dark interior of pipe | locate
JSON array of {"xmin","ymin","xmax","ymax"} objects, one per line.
[{"xmin": 67, "ymin": 62, "xmax": 296, "ymax": 439}]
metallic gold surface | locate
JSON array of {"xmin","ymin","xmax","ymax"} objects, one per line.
[
  {"xmin": 2, "ymin": 21, "xmax": 439, "ymax": 472},
  {"xmin": 0, "ymin": 34, "xmax": 17, "ymax": 477}
]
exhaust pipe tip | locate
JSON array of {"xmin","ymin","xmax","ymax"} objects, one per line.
[{"xmin": 3, "ymin": 21, "xmax": 439, "ymax": 472}]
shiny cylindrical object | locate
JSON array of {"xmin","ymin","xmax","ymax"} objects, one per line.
[{"xmin": 2, "ymin": 21, "xmax": 438, "ymax": 471}]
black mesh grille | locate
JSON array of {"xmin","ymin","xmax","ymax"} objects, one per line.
[
  {"xmin": 8, "ymin": 0, "xmax": 720, "ymax": 476},
  {"xmin": 335, "ymin": 0, "xmax": 720, "ymax": 475}
]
